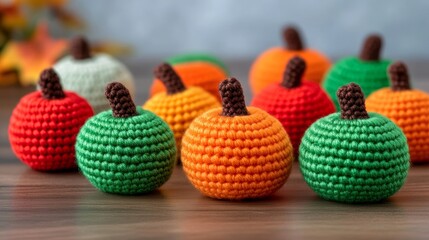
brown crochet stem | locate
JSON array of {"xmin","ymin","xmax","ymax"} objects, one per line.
[
  {"xmin": 337, "ymin": 83, "xmax": 370, "ymax": 120},
  {"xmin": 389, "ymin": 62, "xmax": 411, "ymax": 91},
  {"xmin": 281, "ymin": 56, "xmax": 306, "ymax": 88},
  {"xmin": 38, "ymin": 68, "xmax": 65, "ymax": 100},
  {"xmin": 70, "ymin": 36, "xmax": 92, "ymax": 60},
  {"xmin": 283, "ymin": 26, "xmax": 304, "ymax": 50},
  {"xmin": 105, "ymin": 82, "xmax": 138, "ymax": 118},
  {"xmin": 219, "ymin": 78, "xmax": 249, "ymax": 117},
  {"xmin": 359, "ymin": 35, "xmax": 382, "ymax": 61},
  {"xmin": 154, "ymin": 63, "xmax": 186, "ymax": 95}
]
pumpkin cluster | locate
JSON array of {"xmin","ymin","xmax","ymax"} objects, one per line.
[{"xmin": 249, "ymin": 26, "xmax": 331, "ymax": 95}]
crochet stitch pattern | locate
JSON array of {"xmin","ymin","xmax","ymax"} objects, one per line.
[
  {"xmin": 252, "ymin": 57, "xmax": 335, "ymax": 155},
  {"xmin": 144, "ymin": 63, "xmax": 220, "ymax": 154},
  {"xmin": 54, "ymin": 36, "xmax": 135, "ymax": 113},
  {"xmin": 181, "ymin": 78, "xmax": 294, "ymax": 200},
  {"xmin": 150, "ymin": 53, "xmax": 228, "ymax": 100},
  {"xmin": 249, "ymin": 25, "xmax": 331, "ymax": 94},
  {"xmin": 323, "ymin": 34, "xmax": 391, "ymax": 110},
  {"xmin": 300, "ymin": 83, "xmax": 410, "ymax": 203},
  {"xmin": 366, "ymin": 62, "xmax": 429, "ymax": 163},
  {"xmin": 9, "ymin": 68, "xmax": 94, "ymax": 171},
  {"xmin": 76, "ymin": 82, "xmax": 176, "ymax": 195}
]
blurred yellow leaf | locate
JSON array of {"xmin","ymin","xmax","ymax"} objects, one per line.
[
  {"xmin": 17, "ymin": 0, "xmax": 67, "ymax": 9},
  {"xmin": 0, "ymin": 1, "xmax": 27, "ymax": 29},
  {"xmin": 0, "ymin": 23, "xmax": 68, "ymax": 85}
]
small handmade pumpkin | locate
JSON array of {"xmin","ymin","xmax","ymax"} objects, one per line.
[
  {"xmin": 9, "ymin": 68, "xmax": 94, "ymax": 171},
  {"xmin": 149, "ymin": 53, "xmax": 228, "ymax": 100},
  {"xmin": 323, "ymin": 34, "xmax": 391, "ymax": 110},
  {"xmin": 144, "ymin": 63, "xmax": 220, "ymax": 153},
  {"xmin": 300, "ymin": 83, "xmax": 410, "ymax": 203},
  {"xmin": 252, "ymin": 56, "xmax": 335, "ymax": 154},
  {"xmin": 76, "ymin": 82, "xmax": 176, "ymax": 195},
  {"xmin": 249, "ymin": 26, "xmax": 331, "ymax": 95},
  {"xmin": 182, "ymin": 78, "xmax": 294, "ymax": 200},
  {"xmin": 366, "ymin": 62, "xmax": 429, "ymax": 163},
  {"xmin": 54, "ymin": 36, "xmax": 135, "ymax": 113}
]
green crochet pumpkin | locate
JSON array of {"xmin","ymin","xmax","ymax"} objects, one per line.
[
  {"xmin": 300, "ymin": 83, "xmax": 409, "ymax": 203},
  {"xmin": 54, "ymin": 36, "xmax": 135, "ymax": 113},
  {"xmin": 323, "ymin": 35, "xmax": 391, "ymax": 110},
  {"xmin": 76, "ymin": 82, "xmax": 176, "ymax": 195}
]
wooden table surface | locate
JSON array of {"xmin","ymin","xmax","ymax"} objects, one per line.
[{"xmin": 1, "ymin": 60, "xmax": 429, "ymax": 239}]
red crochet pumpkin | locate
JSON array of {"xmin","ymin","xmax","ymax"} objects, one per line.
[
  {"xmin": 251, "ymin": 56, "xmax": 335, "ymax": 154},
  {"xmin": 9, "ymin": 68, "xmax": 94, "ymax": 171}
]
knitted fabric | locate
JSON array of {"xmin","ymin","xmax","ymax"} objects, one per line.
[
  {"xmin": 366, "ymin": 88, "xmax": 429, "ymax": 163},
  {"xmin": 76, "ymin": 107, "xmax": 176, "ymax": 195},
  {"xmin": 181, "ymin": 107, "xmax": 294, "ymax": 200},
  {"xmin": 251, "ymin": 82, "xmax": 335, "ymax": 154},
  {"xmin": 166, "ymin": 53, "xmax": 229, "ymax": 74},
  {"xmin": 299, "ymin": 112, "xmax": 410, "ymax": 203},
  {"xmin": 143, "ymin": 87, "xmax": 220, "ymax": 152},
  {"xmin": 9, "ymin": 91, "xmax": 94, "ymax": 171},
  {"xmin": 150, "ymin": 62, "xmax": 227, "ymax": 100},
  {"xmin": 323, "ymin": 57, "xmax": 391, "ymax": 110},
  {"xmin": 54, "ymin": 54, "xmax": 135, "ymax": 113},
  {"xmin": 249, "ymin": 47, "xmax": 331, "ymax": 94}
]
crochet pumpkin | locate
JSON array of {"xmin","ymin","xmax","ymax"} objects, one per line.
[
  {"xmin": 366, "ymin": 62, "xmax": 429, "ymax": 163},
  {"xmin": 249, "ymin": 26, "xmax": 331, "ymax": 95},
  {"xmin": 300, "ymin": 83, "xmax": 410, "ymax": 203},
  {"xmin": 76, "ymin": 82, "xmax": 176, "ymax": 195},
  {"xmin": 182, "ymin": 78, "xmax": 294, "ymax": 200},
  {"xmin": 149, "ymin": 53, "xmax": 228, "ymax": 100},
  {"xmin": 252, "ymin": 56, "xmax": 335, "ymax": 154},
  {"xmin": 9, "ymin": 68, "xmax": 94, "ymax": 171},
  {"xmin": 323, "ymin": 34, "xmax": 391, "ymax": 110},
  {"xmin": 54, "ymin": 36, "xmax": 135, "ymax": 113},
  {"xmin": 144, "ymin": 63, "xmax": 220, "ymax": 153}
]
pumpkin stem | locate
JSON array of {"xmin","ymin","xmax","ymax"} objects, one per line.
[
  {"xmin": 359, "ymin": 34, "xmax": 382, "ymax": 61},
  {"xmin": 219, "ymin": 78, "xmax": 249, "ymax": 117},
  {"xmin": 389, "ymin": 61, "xmax": 411, "ymax": 91},
  {"xmin": 281, "ymin": 56, "xmax": 306, "ymax": 88},
  {"xmin": 105, "ymin": 82, "xmax": 138, "ymax": 118},
  {"xmin": 154, "ymin": 63, "xmax": 186, "ymax": 95},
  {"xmin": 337, "ymin": 83, "xmax": 369, "ymax": 120},
  {"xmin": 71, "ymin": 36, "xmax": 92, "ymax": 60},
  {"xmin": 283, "ymin": 26, "xmax": 304, "ymax": 50},
  {"xmin": 38, "ymin": 68, "xmax": 65, "ymax": 100}
]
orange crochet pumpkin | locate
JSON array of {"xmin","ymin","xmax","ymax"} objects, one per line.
[
  {"xmin": 149, "ymin": 54, "xmax": 228, "ymax": 100},
  {"xmin": 143, "ymin": 63, "xmax": 220, "ymax": 154},
  {"xmin": 366, "ymin": 62, "xmax": 429, "ymax": 163},
  {"xmin": 181, "ymin": 78, "xmax": 294, "ymax": 200},
  {"xmin": 249, "ymin": 26, "xmax": 331, "ymax": 95}
]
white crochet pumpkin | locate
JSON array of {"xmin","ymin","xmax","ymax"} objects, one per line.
[{"xmin": 54, "ymin": 37, "xmax": 135, "ymax": 113}]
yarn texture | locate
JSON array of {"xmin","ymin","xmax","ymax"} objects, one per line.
[
  {"xmin": 150, "ymin": 54, "xmax": 228, "ymax": 99},
  {"xmin": 323, "ymin": 57, "xmax": 391, "ymax": 110},
  {"xmin": 252, "ymin": 57, "xmax": 335, "ymax": 154},
  {"xmin": 300, "ymin": 83, "xmax": 409, "ymax": 203},
  {"xmin": 54, "ymin": 54, "xmax": 135, "ymax": 113},
  {"xmin": 144, "ymin": 87, "xmax": 220, "ymax": 151},
  {"xmin": 249, "ymin": 27, "xmax": 331, "ymax": 94},
  {"xmin": 9, "ymin": 91, "xmax": 94, "ymax": 170},
  {"xmin": 300, "ymin": 112, "xmax": 409, "ymax": 203},
  {"xmin": 181, "ymin": 78, "xmax": 294, "ymax": 200},
  {"xmin": 252, "ymin": 82, "xmax": 335, "ymax": 154},
  {"xmin": 76, "ymin": 107, "xmax": 176, "ymax": 194},
  {"xmin": 366, "ymin": 62, "xmax": 429, "ymax": 163}
]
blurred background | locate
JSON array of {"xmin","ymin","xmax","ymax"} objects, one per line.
[{"xmin": 2, "ymin": 0, "xmax": 429, "ymax": 162}]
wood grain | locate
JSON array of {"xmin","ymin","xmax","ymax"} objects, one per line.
[
  {"xmin": 1, "ymin": 61, "xmax": 429, "ymax": 239},
  {"xmin": 1, "ymin": 163, "xmax": 429, "ymax": 239}
]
